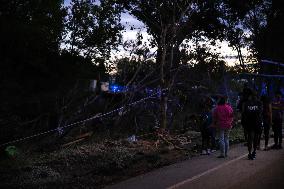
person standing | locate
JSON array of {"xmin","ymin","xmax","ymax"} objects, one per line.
[
  {"xmin": 242, "ymin": 92, "xmax": 263, "ymax": 160},
  {"xmin": 200, "ymin": 106, "xmax": 212, "ymax": 155},
  {"xmin": 258, "ymin": 95, "xmax": 272, "ymax": 150},
  {"xmin": 200, "ymin": 104, "xmax": 216, "ymax": 155},
  {"xmin": 271, "ymin": 91, "xmax": 284, "ymax": 149},
  {"xmin": 237, "ymin": 84, "xmax": 252, "ymax": 145},
  {"xmin": 212, "ymin": 96, "xmax": 234, "ymax": 158}
]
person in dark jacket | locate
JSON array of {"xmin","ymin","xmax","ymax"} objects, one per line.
[
  {"xmin": 200, "ymin": 96, "xmax": 216, "ymax": 155},
  {"xmin": 200, "ymin": 106, "xmax": 213, "ymax": 155},
  {"xmin": 258, "ymin": 95, "xmax": 272, "ymax": 150},
  {"xmin": 242, "ymin": 91, "xmax": 263, "ymax": 160},
  {"xmin": 271, "ymin": 91, "xmax": 284, "ymax": 149},
  {"xmin": 237, "ymin": 84, "xmax": 252, "ymax": 145}
]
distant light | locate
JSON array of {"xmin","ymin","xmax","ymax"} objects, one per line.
[
  {"xmin": 109, "ymin": 84, "xmax": 128, "ymax": 93},
  {"xmin": 109, "ymin": 84, "xmax": 119, "ymax": 93}
]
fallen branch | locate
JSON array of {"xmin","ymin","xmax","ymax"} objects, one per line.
[
  {"xmin": 159, "ymin": 135, "xmax": 184, "ymax": 150},
  {"xmin": 76, "ymin": 131, "xmax": 93, "ymax": 140},
  {"xmin": 62, "ymin": 138, "xmax": 85, "ymax": 147}
]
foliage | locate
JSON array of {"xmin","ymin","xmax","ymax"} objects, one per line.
[
  {"xmin": 220, "ymin": 0, "xmax": 284, "ymax": 71},
  {"xmin": 0, "ymin": 0, "xmax": 111, "ymax": 144},
  {"xmin": 64, "ymin": 0, "xmax": 124, "ymax": 59},
  {"xmin": 116, "ymin": 0, "xmax": 227, "ymax": 128},
  {"xmin": 258, "ymin": 0, "xmax": 284, "ymax": 63},
  {"xmin": 113, "ymin": 33, "xmax": 158, "ymax": 86},
  {"xmin": 115, "ymin": 58, "xmax": 158, "ymax": 86},
  {"xmin": 0, "ymin": 0, "xmax": 65, "ymax": 88},
  {"xmin": 187, "ymin": 50, "xmax": 227, "ymax": 92}
]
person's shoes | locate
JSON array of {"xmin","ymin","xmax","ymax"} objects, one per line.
[
  {"xmin": 244, "ymin": 143, "xmax": 248, "ymax": 146},
  {"xmin": 276, "ymin": 145, "xmax": 283, "ymax": 149},
  {"xmin": 201, "ymin": 150, "xmax": 207, "ymax": 155},
  {"xmin": 248, "ymin": 153, "xmax": 254, "ymax": 160},
  {"xmin": 210, "ymin": 149, "xmax": 217, "ymax": 153},
  {"xmin": 217, "ymin": 155, "xmax": 225, "ymax": 158},
  {"xmin": 252, "ymin": 151, "xmax": 256, "ymax": 159},
  {"xmin": 206, "ymin": 149, "xmax": 211, "ymax": 155},
  {"xmin": 271, "ymin": 144, "xmax": 278, "ymax": 149},
  {"xmin": 264, "ymin": 146, "xmax": 269, "ymax": 151}
]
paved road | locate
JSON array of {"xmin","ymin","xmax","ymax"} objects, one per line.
[
  {"xmin": 172, "ymin": 145, "xmax": 284, "ymax": 189},
  {"xmin": 105, "ymin": 138, "xmax": 284, "ymax": 189}
]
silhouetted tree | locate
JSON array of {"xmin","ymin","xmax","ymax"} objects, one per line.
[
  {"xmin": 118, "ymin": 0, "xmax": 225, "ymax": 128},
  {"xmin": 65, "ymin": 0, "xmax": 124, "ymax": 59}
]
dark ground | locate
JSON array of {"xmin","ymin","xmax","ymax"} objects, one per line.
[{"xmin": 0, "ymin": 127, "xmax": 245, "ymax": 188}]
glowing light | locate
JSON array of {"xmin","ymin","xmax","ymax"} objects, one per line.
[{"xmin": 109, "ymin": 84, "xmax": 128, "ymax": 93}]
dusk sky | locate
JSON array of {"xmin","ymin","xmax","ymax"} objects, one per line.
[{"xmin": 63, "ymin": 0, "xmax": 246, "ymax": 66}]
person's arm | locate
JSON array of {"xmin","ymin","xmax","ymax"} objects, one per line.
[
  {"xmin": 268, "ymin": 103, "xmax": 272, "ymax": 125},
  {"xmin": 241, "ymin": 102, "xmax": 245, "ymax": 114},
  {"xmin": 229, "ymin": 106, "xmax": 234, "ymax": 128},
  {"xmin": 259, "ymin": 101, "xmax": 263, "ymax": 117},
  {"xmin": 229, "ymin": 105, "xmax": 234, "ymax": 117},
  {"xmin": 237, "ymin": 99, "xmax": 242, "ymax": 111},
  {"xmin": 211, "ymin": 108, "xmax": 218, "ymax": 127}
]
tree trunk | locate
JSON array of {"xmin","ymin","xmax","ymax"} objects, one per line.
[
  {"xmin": 157, "ymin": 29, "xmax": 182, "ymax": 129},
  {"xmin": 158, "ymin": 28, "xmax": 168, "ymax": 129},
  {"xmin": 236, "ymin": 45, "xmax": 245, "ymax": 70}
]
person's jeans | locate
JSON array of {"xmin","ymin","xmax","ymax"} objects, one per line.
[
  {"xmin": 247, "ymin": 129, "xmax": 259, "ymax": 153},
  {"xmin": 258, "ymin": 120, "xmax": 271, "ymax": 147},
  {"xmin": 272, "ymin": 118, "xmax": 283, "ymax": 146},
  {"xmin": 218, "ymin": 128, "xmax": 230, "ymax": 156}
]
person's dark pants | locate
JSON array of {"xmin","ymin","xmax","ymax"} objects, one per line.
[
  {"xmin": 247, "ymin": 128, "xmax": 260, "ymax": 154},
  {"xmin": 272, "ymin": 119, "xmax": 283, "ymax": 146},
  {"xmin": 241, "ymin": 120, "xmax": 248, "ymax": 143},
  {"xmin": 209, "ymin": 127, "xmax": 217, "ymax": 150},
  {"xmin": 201, "ymin": 128, "xmax": 210, "ymax": 150},
  {"xmin": 258, "ymin": 121, "xmax": 271, "ymax": 147}
]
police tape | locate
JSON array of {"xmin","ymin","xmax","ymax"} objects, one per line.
[{"xmin": 0, "ymin": 88, "xmax": 168, "ymax": 147}]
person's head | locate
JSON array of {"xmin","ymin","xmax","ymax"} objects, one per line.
[
  {"xmin": 261, "ymin": 95, "xmax": 270, "ymax": 104},
  {"xmin": 217, "ymin": 96, "xmax": 227, "ymax": 105},
  {"xmin": 243, "ymin": 86, "xmax": 252, "ymax": 98},
  {"xmin": 248, "ymin": 90, "xmax": 258, "ymax": 100}
]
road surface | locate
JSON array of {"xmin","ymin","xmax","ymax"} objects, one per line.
[{"xmin": 105, "ymin": 138, "xmax": 284, "ymax": 189}]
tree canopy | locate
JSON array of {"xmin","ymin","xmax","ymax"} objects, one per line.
[{"xmin": 65, "ymin": 0, "xmax": 124, "ymax": 59}]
